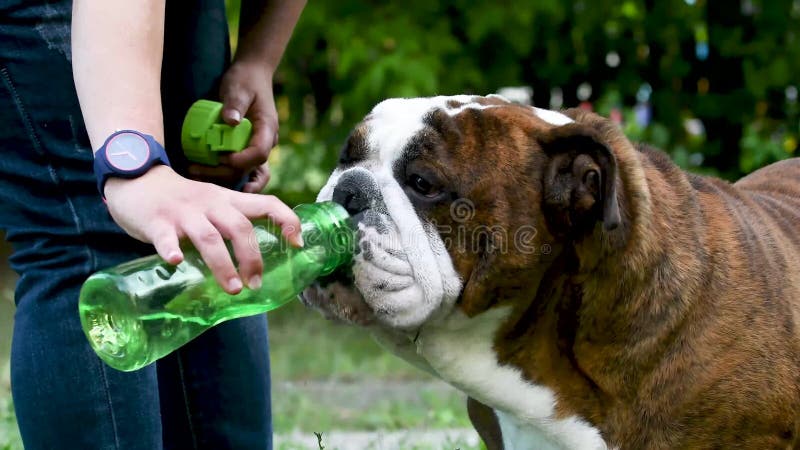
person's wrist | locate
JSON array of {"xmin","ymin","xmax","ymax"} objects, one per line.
[
  {"xmin": 231, "ymin": 48, "xmax": 278, "ymax": 76},
  {"xmin": 104, "ymin": 164, "xmax": 174, "ymax": 201}
]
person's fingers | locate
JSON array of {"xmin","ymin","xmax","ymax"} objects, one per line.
[
  {"xmin": 220, "ymin": 85, "xmax": 255, "ymax": 126},
  {"xmin": 248, "ymin": 116, "xmax": 277, "ymax": 152},
  {"xmin": 230, "ymin": 193, "xmax": 303, "ymax": 247},
  {"xmin": 243, "ymin": 164, "xmax": 271, "ymax": 193},
  {"xmin": 180, "ymin": 217, "xmax": 242, "ymax": 294},
  {"xmin": 150, "ymin": 220, "xmax": 183, "ymax": 265},
  {"xmin": 223, "ymin": 114, "xmax": 276, "ymax": 169},
  {"xmin": 208, "ymin": 208, "xmax": 263, "ymax": 290},
  {"xmin": 221, "ymin": 145, "xmax": 270, "ymax": 171},
  {"xmin": 187, "ymin": 164, "xmax": 239, "ymax": 181}
]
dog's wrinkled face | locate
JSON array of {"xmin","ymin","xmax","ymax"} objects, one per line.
[{"xmin": 301, "ymin": 95, "xmax": 589, "ymax": 330}]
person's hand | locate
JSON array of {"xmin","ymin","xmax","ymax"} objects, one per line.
[
  {"xmin": 104, "ymin": 165, "xmax": 303, "ymax": 294},
  {"xmin": 187, "ymin": 59, "xmax": 279, "ymax": 193}
]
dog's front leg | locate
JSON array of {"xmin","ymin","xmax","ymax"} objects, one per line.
[{"xmin": 468, "ymin": 397, "xmax": 504, "ymax": 449}]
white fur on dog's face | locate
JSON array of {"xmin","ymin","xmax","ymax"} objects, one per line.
[{"xmin": 304, "ymin": 95, "xmax": 573, "ymax": 330}]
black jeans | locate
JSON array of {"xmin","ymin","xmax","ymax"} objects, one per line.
[{"xmin": 0, "ymin": 1, "xmax": 273, "ymax": 448}]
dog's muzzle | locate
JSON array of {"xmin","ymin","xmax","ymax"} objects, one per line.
[{"xmin": 300, "ymin": 168, "xmax": 385, "ymax": 326}]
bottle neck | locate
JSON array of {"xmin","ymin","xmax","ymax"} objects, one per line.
[{"xmin": 295, "ymin": 202, "xmax": 355, "ymax": 275}]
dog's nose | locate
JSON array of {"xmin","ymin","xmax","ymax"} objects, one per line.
[{"xmin": 332, "ymin": 169, "xmax": 377, "ymax": 216}]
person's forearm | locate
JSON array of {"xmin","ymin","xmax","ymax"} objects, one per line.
[
  {"xmin": 72, "ymin": 0, "xmax": 166, "ymax": 151},
  {"xmin": 237, "ymin": 0, "xmax": 306, "ymax": 72}
]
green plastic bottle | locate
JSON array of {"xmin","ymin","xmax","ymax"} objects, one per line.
[{"xmin": 79, "ymin": 202, "xmax": 354, "ymax": 372}]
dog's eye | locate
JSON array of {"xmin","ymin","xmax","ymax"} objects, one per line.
[{"xmin": 408, "ymin": 174, "xmax": 437, "ymax": 197}]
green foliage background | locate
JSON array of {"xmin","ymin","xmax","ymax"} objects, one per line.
[{"xmin": 231, "ymin": 0, "xmax": 800, "ymax": 204}]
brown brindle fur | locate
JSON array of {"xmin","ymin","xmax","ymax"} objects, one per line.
[{"xmin": 416, "ymin": 103, "xmax": 800, "ymax": 449}]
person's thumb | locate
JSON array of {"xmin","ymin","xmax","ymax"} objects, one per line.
[{"xmin": 220, "ymin": 86, "xmax": 255, "ymax": 126}]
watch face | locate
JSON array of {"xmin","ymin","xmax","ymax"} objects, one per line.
[{"xmin": 105, "ymin": 132, "xmax": 151, "ymax": 172}]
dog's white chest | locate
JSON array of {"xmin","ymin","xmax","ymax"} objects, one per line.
[{"xmin": 414, "ymin": 308, "xmax": 608, "ymax": 450}]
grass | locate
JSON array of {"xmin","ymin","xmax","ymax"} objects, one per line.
[
  {"xmin": 1, "ymin": 293, "xmax": 478, "ymax": 449},
  {"xmin": 268, "ymin": 301, "xmax": 426, "ymax": 382},
  {"xmin": 268, "ymin": 300, "xmax": 475, "ymax": 440},
  {"xmin": 277, "ymin": 432, "xmax": 483, "ymax": 450},
  {"xmin": 0, "ymin": 280, "xmax": 18, "ymax": 450},
  {"xmin": 0, "ymin": 398, "xmax": 20, "ymax": 450},
  {"xmin": 277, "ymin": 437, "xmax": 482, "ymax": 450},
  {"xmin": 271, "ymin": 381, "xmax": 470, "ymax": 432}
]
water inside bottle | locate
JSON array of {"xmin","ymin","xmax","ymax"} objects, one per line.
[{"xmin": 80, "ymin": 243, "xmax": 328, "ymax": 370}]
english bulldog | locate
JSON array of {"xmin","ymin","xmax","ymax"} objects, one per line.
[{"xmin": 301, "ymin": 95, "xmax": 800, "ymax": 449}]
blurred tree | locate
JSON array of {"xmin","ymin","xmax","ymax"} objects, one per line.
[{"xmin": 229, "ymin": 0, "xmax": 800, "ymax": 203}]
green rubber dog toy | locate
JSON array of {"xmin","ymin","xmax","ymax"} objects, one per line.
[{"xmin": 181, "ymin": 99, "xmax": 253, "ymax": 165}]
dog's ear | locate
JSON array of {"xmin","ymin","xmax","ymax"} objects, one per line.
[{"xmin": 539, "ymin": 123, "xmax": 621, "ymax": 235}]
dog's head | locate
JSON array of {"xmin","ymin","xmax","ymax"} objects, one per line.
[{"xmin": 301, "ymin": 95, "xmax": 628, "ymax": 331}]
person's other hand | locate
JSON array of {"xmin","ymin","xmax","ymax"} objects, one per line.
[
  {"xmin": 187, "ymin": 59, "xmax": 278, "ymax": 193},
  {"xmin": 104, "ymin": 165, "xmax": 303, "ymax": 294}
]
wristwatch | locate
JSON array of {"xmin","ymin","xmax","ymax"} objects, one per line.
[{"xmin": 93, "ymin": 130, "xmax": 171, "ymax": 197}]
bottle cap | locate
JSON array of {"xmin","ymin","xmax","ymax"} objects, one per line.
[{"xmin": 181, "ymin": 100, "xmax": 253, "ymax": 165}]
